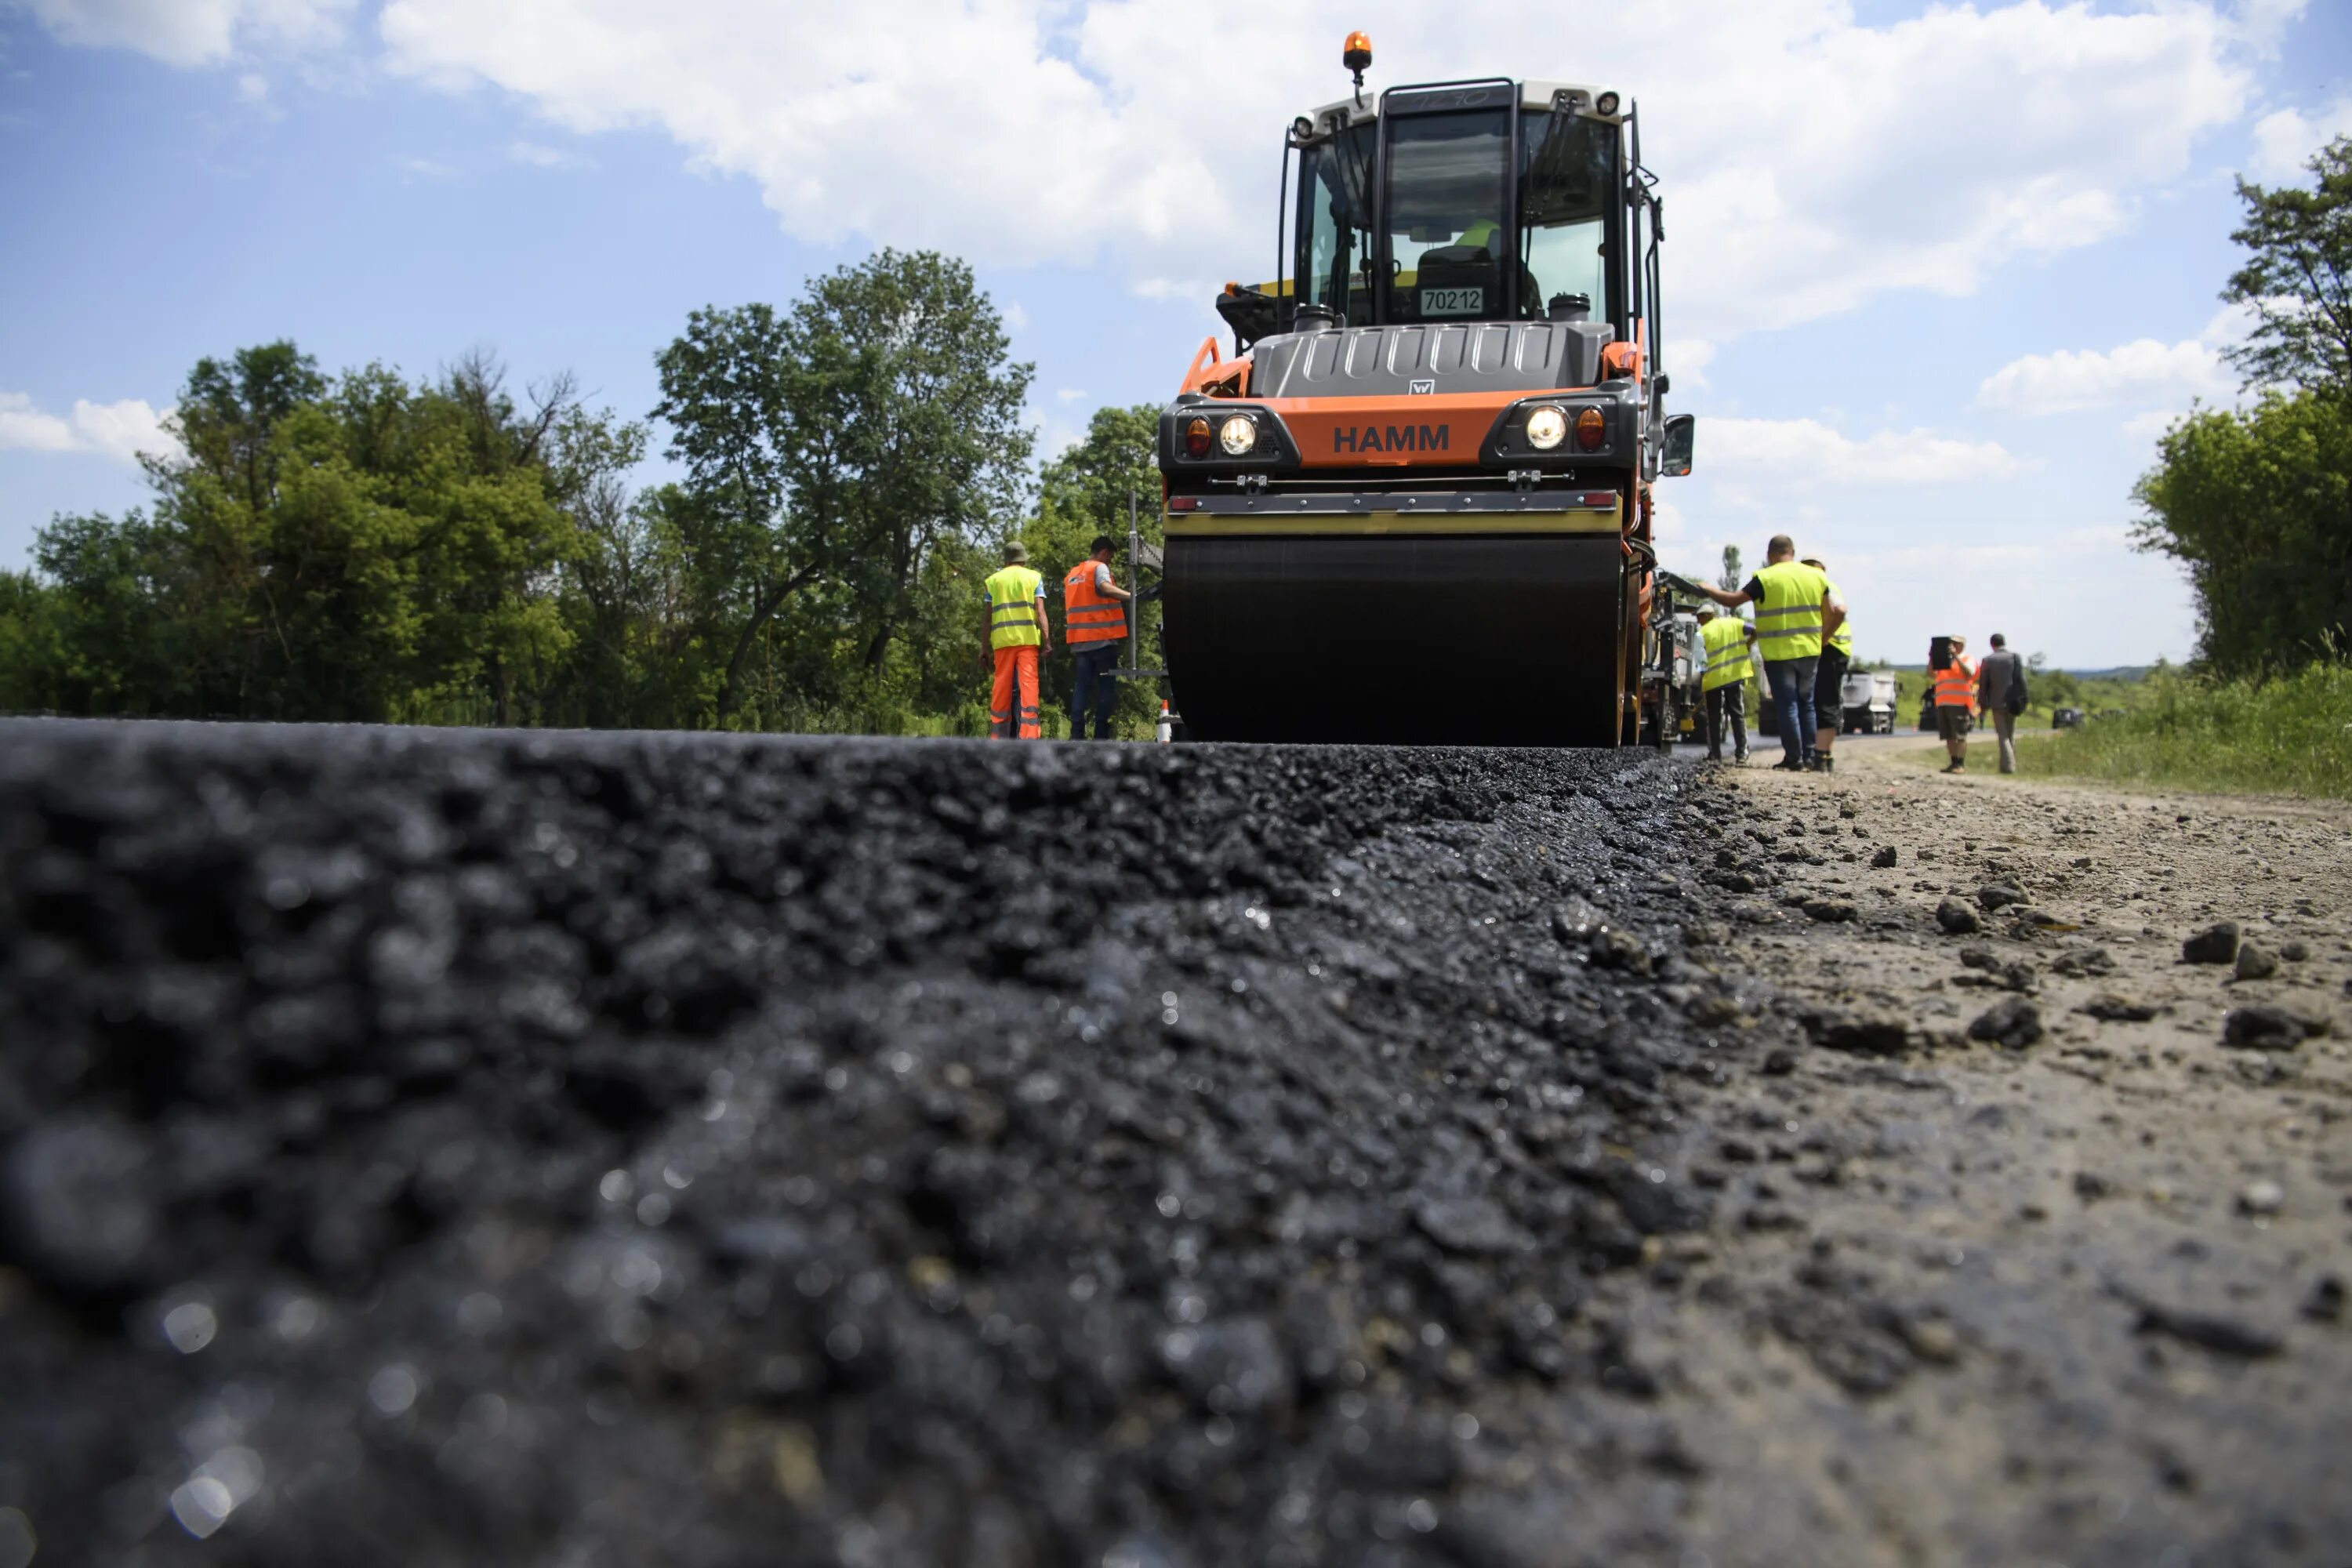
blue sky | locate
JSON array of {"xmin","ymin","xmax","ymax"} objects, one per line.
[{"xmin": 4, "ymin": 0, "xmax": 2349, "ymax": 666}]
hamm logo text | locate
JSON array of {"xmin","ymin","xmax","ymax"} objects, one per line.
[{"xmin": 1333, "ymin": 424, "xmax": 1450, "ymax": 454}]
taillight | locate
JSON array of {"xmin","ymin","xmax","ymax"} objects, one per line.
[
  {"xmin": 1575, "ymin": 407, "xmax": 1606, "ymax": 452},
  {"xmin": 1183, "ymin": 416, "xmax": 1212, "ymax": 459}
]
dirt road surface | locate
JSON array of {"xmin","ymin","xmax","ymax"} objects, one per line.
[{"xmin": 1, "ymin": 720, "xmax": 2345, "ymax": 1567}]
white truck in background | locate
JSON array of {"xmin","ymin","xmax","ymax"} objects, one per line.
[{"xmin": 1840, "ymin": 670, "xmax": 1898, "ymax": 735}]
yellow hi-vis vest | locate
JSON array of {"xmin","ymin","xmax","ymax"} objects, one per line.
[
  {"xmin": 1823, "ymin": 576, "xmax": 1853, "ymax": 656},
  {"xmin": 1699, "ymin": 615, "xmax": 1751, "ymax": 692},
  {"xmin": 985, "ymin": 564, "xmax": 1044, "ymax": 650},
  {"xmin": 1753, "ymin": 559, "xmax": 1828, "ymax": 660}
]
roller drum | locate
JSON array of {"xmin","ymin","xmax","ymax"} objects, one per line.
[{"xmin": 1163, "ymin": 534, "xmax": 1628, "ymax": 746}]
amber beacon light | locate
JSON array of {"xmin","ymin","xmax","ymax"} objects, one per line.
[{"xmin": 1342, "ymin": 31, "xmax": 1373, "ymax": 74}]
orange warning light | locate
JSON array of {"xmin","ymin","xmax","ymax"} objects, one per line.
[{"xmin": 1343, "ymin": 31, "xmax": 1372, "ymax": 73}]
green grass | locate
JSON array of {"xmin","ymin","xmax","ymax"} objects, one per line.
[{"xmin": 1934, "ymin": 663, "xmax": 2352, "ymax": 799}]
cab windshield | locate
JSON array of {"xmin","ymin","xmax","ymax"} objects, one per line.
[
  {"xmin": 1516, "ymin": 109, "xmax": 1615, "ymax": 323},
  {"xmin": 1382, "ymin": 107, "xmax": 1512, "ymax": 324},
  {"xmin": 1290, "ymin": 101, "xmax": 1620, "ymax": 328}
]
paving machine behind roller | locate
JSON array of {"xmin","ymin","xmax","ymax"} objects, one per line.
[{"xmin": 1156, "ymin": 33, "xmax": 1695, "ymax": 746}]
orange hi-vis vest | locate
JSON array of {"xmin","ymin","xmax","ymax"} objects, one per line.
[
  {"xmin": 1933, "ymin": 656, "xmax": 1977, "ymax": 713},
  {"xmin": 1063, "ymin": 560, "xmax": 1125, "ymax": 646}
]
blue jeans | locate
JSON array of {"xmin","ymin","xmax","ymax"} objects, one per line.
[
  {"xmin": 1766, "ymin": 655, "xmax": 1818, "ymax": 765},
  {"xmin": 1070, "ymin": 644, "xmax": 1120, "ymax": 739}
]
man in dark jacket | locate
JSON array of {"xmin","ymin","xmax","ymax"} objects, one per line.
[{"xmin": 1976, "ymin": 633, "xmax": 2025, "ymax": 775}]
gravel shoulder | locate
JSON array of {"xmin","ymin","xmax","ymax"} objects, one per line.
[
  {"xmin": 1658, "ymin": 739, "xmax": 2352, "ymax": 1566},
  {"xmin": 0, "ymin": 721, "xmax": 2345, "ymax": 1567}
]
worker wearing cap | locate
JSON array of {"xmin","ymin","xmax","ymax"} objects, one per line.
[
  {"xmin": 1695, "ymin": 603, "xmax": 1755, "ymax": 763},
  {"xmin": 1800, "ymin": 557, "xmax": 1851, "ymax": 774},
  {"xmin": 1694, "ymin": 535, "xmax": 1841, "ymax": 771},
  {"xmin": 983, "ymin": 542, "xmax": 1048, "ymax": 739},
  {"xmin": 1062, "ymin": 535, "xmax": 1134, "ymax": 741},
  {"xmin": 1932, "ymin": 633, "xmax": 1976, "ymax": 774}
]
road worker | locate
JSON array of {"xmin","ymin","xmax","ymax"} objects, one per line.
[
  {"xmin": 1062, "ymin": 534, "xmax": 1134, "ymax": 741},
  {"xmin": 983, "ymin": 541, "xmax": 1048, "ymax": 740},
  {"xmin": 1694, "ymin": 603, "xmax": 1755, "ymax": 763},
  {"xmin": 1799, "ymin": 557, "xmax": 1851, "ymax": 773},
  {"xmin": 1933, "ymin": 633, "xmax": 1977, "ymax": 774},
  {"xmin": 1975, "ymin": 632, "xmax": 2025, "ymax": 774},
  {"xmin": 1696, "ymin": 535, "xmax": 1842, "ymax": 771}
]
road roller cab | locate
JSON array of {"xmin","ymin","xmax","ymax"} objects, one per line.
[{"xmin": 1156, "ymin": 36, "xmax": 1694, "ymax": 746}]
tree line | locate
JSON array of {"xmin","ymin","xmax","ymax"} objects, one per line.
[
  {"xmin": 2134, "ymin": 136, "xmax": 2352, "ymax": 675},
  {"xmin": 0, "ymin": 250, "xmax": 1166, "ymax": 736}
]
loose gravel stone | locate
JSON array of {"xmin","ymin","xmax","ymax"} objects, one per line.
[
  {"xmin": 1803, "ymin": 1010, "xmax": 1911, "ymax": 1057},
  {"xmin": 2280, "ymin": 940, "xmax": 2310, "ymax": 963},
  {"xmin": 1870, "ymin": 846, "xmax": 1898, "ymax": 868},
  {"xmin": 1976, "ymin": 883, "xmax": 2026, "ymax": 912},
  {"xmin": 2081, "ymin": 994, "xmax": 2161, "ymax": 1022},
  {"xmin": 2239, "ymin": 1179, "xmax": 2285, "ymax": 1216},
  {"xmin": 2234, "ymin": 943, "xmax": 2279, "ymax": 981},
  {"xmin": 1936, "ymin": 898, "xmax": 1983, "ymax": 935},
  {"xmin": 2183, "ymin": 922, "xmax": 2241, "ymax": 964},
  {"xmin": 2224, "ymin": 1005, "xmax": 2310, "ymax": 1049},
  {"xmin": 1967, "ymin": 996, "xmax": 2044, "ymax": 1049}
]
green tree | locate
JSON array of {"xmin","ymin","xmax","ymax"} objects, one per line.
[
  {"xmin": 653, "ymin": 250, "xmax": 1034, "ymax": 724},
  {"xmin": 2223, "ymin": 136, "xmax": 2352, "ymax": 393},
  {"xmin": 2132, "ymin": 391, "xmax": 2352, "ymax": 672},
  {"xmin": 1718, "ymin": 543, "xmax": 1743, "ymax": 593},
  {"xmin": 23, "ymin": 343, "xmax": 608, "ymax": 724}
]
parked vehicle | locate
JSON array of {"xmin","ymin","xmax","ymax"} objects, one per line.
[
  {"xmin": 1840, "ymin": 670, "xmax": 1898, "ymax": 735},
  {"xmin": 2053, "ymin": 706, "xmax": 2084, "ymax": 729}
]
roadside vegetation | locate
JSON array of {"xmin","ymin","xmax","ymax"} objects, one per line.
[
  {"xmin": 1896, "ymin": 662, "xmax": 2352, "ymax": 799},
  {"xmin": 2009, "ymin": 662, "xmax": 2352, "ymax": 799}
]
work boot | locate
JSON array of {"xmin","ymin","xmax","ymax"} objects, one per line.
[
  {"xmin": 1819, "ymin": 754, "xmax": 1835, "ymax": 773},
  {"xmin": 1733, "ymin": 748, "xmax": 1748, "ymax": 764}
]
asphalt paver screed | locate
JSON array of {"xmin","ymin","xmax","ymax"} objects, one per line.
[{"xmin": 1, "ymin": 721, "xmax": 2345, "ymax": 1567}]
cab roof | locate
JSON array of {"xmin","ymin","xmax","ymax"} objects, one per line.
[{"xmin": 1301, "ymin": 79, "xmax": 1625, "ymax": 136}]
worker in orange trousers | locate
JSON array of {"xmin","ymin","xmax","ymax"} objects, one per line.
[{"xmin": 983, "ymin": 541, "xmax": 1048, "ymax": 739}]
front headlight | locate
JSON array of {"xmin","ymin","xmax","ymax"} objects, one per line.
[
  {"xmin": 1525, "ymin": 405, "xmax": 1567, "ymax": 450},
  {"xmin": 1218, "ymin": 415, "xmax": 1258, "ymax": 456}
]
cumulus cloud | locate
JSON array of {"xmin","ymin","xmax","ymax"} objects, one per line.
[
  {"xmin": 1704, "ymin": 416, "xmax": 2022, "ymax": 485},
  {"xmin": 9, "ymin": 0, "xmax": 354, "ymax": 67},
  {"xmin": 0, "ymin": 391, "xmax": 178, "ymax": 463},
  {"xmin": 367, "ymin": 0, "xmax": 2259, "ymax": 346},
  {"xmin": 1977, "ymin": 304, "xmax": 2251, "ymax": 416},
  {"xmin": 2248, "ymin": 96, "xmax": 2352, "ymax": 182},
  {"xmin": 1976, "ymin": 338, "xmax": 2227, "ymax": 416}
]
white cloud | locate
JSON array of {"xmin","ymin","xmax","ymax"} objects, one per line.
[
  {"xmin": 370, "ymin": 0, "xmax": 2261, "ymax": 347},
  {"xmin": 2248, "ymin": 96, "xmax": 2352, "ymax": 182},
  {"xmin": 1669, "ymin": 338, "xmax": 1715, "ymax": 393},
  {"xmin": 9, "ymin": 0, "xmax": 354, "ymax": 67},
  {"xmin": 1703, "ymin": 416, "xmax": 2022, "ymax": 485},
  {"xmin": 1054, "ymin": 387, "xmax": 1087, "ymax": 403},
  {"xmin": 0, "ymin": 392, "xmax": 77, "ymax": 452},
  {"xmin": 0, "ymin": 391, "xmax": 177, "ymax": 463},
  {"xmin": 236, "ymin": 70, "xmax": 267, "ymax": 101},
  {"xmin": 1977, "ymin": 302, "xmax": 2252, "ymax": 416},
  {"xmin": 1976, "ymin": 338, "xmax": 2227, "ymax": 415},
  {"xmin": 2120, "ymin": 408, "xmax": 2183, "ymax": 441},
  {"xmin": 507, "ymin": 139, "xmax": 590, "ymax": 169}
]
